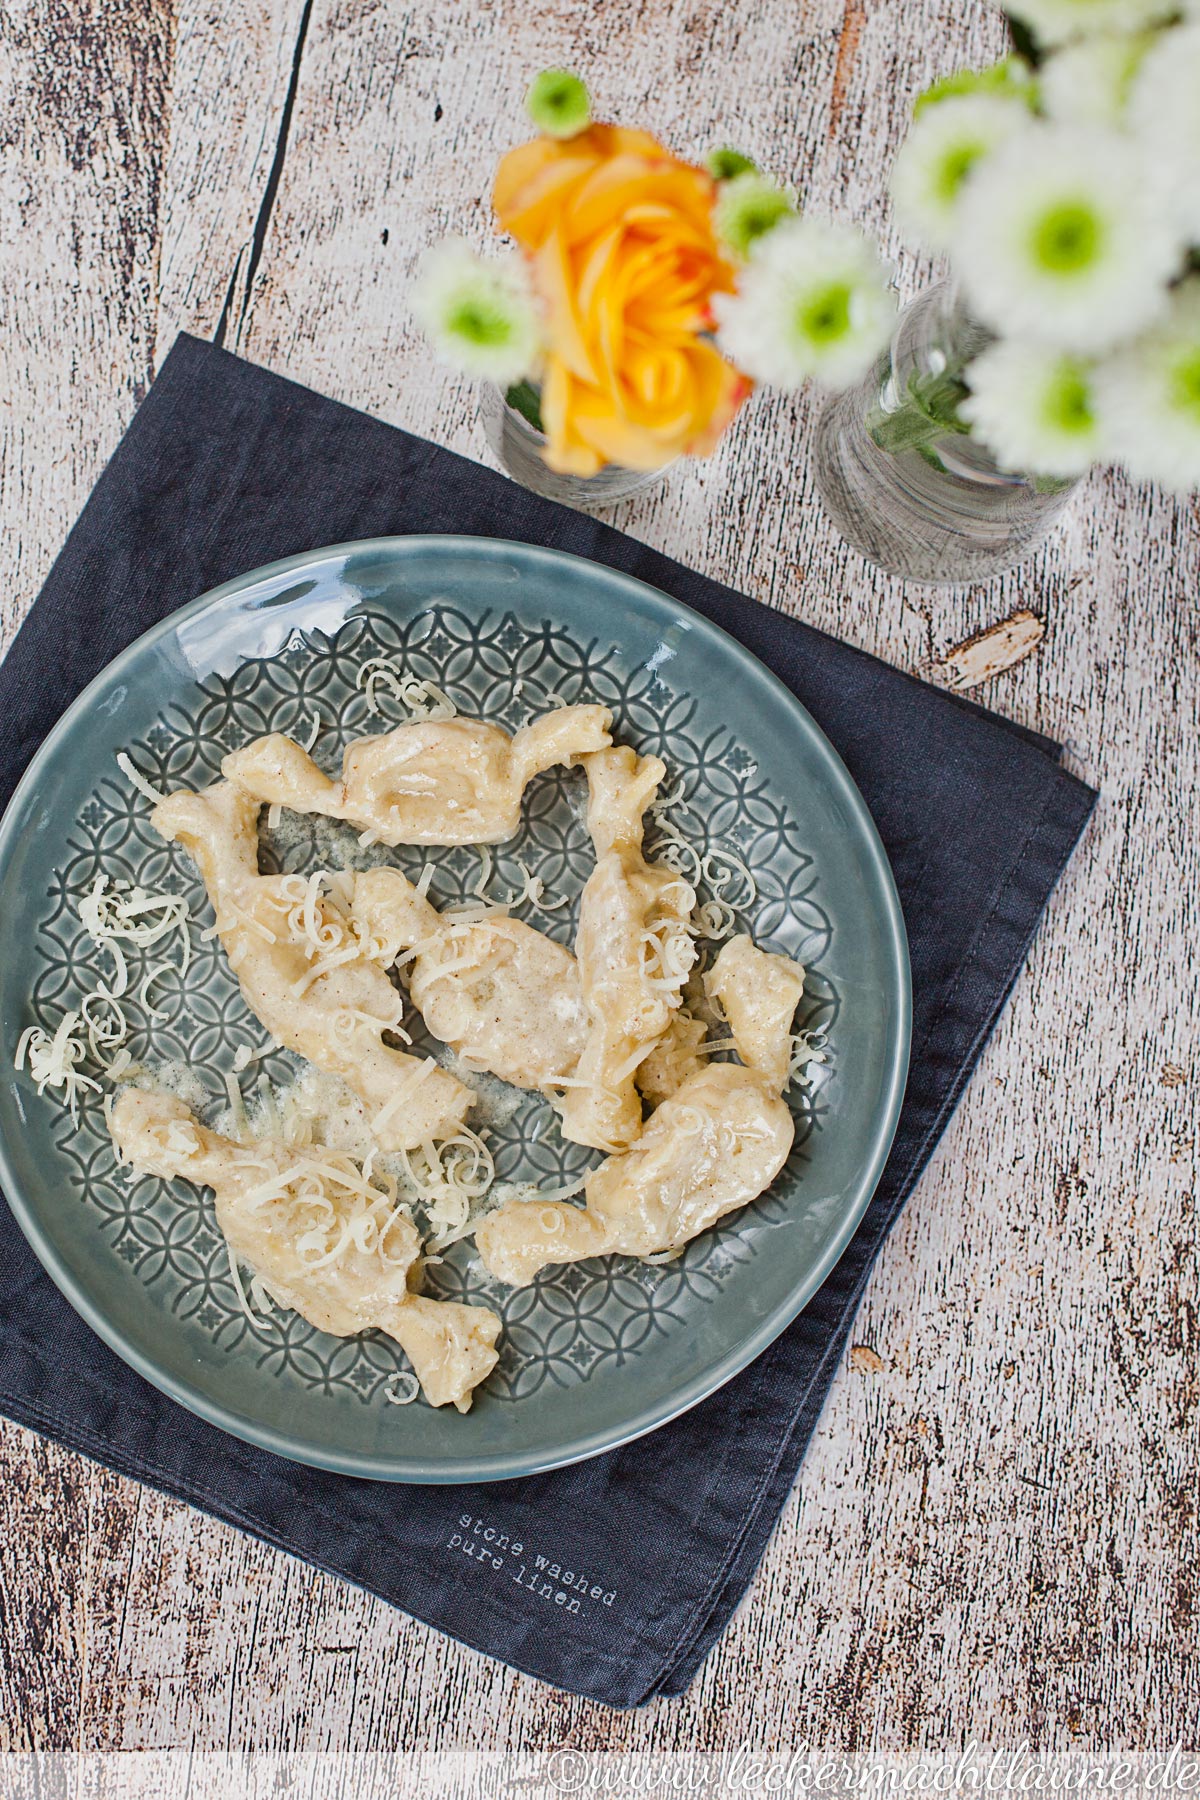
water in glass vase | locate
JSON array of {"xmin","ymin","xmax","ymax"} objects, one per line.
[
  {"xmin": 813, "ymin": 283, "xmax": 1079, "ymax": 584},
  {"xmin": 479, "ymin": 383, "xmax": 674, "ymax": 509}
]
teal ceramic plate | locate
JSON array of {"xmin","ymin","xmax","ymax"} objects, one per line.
[{"xmin": 0, "ymin": 537, "xmax": 909, "ymax": 1482}]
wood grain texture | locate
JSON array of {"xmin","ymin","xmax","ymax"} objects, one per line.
[
  {"xmin": 1, "ymin": 0, "xmax": 1198, "ymax": 1754},
  {"xmin": 156, "ymin": 0, "xmax": 310, "ymax": 348},
  {"xmin": 0, "ymin": 0, "xmax": 175, "ymax": 650}
]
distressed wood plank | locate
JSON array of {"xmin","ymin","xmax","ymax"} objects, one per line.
[
  {"xmin": 0, "ymin": 0, "xmax": 175, "ymax": 1742},
  {"xmin": 155, "ymin": 0, "xmax": 310, "ymax": 349},
  {"xmin": 0, "ymin": 0, "xmax": 175, "ymax": 649},
  {"xmin": 1, "ymin": 0, "xmax": 1198, "ymax": 1756}
]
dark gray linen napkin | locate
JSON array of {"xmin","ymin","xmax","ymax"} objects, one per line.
[{"xmin": 0, "ymin": 335, "xmax": 1095, "ymax": 1707}]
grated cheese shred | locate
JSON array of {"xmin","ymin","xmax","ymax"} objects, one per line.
[
  {"xmin": 226, "ymin": 1242, "xmax": 262, "ymax": 1325},
  {"xmin": 78, "ymin": 874, "xmax": 193, "ymax": 996},
  {"xmin": 115, "ymin": 752, "xmax": 167, "ymax": 804},
  {"xmin": 15, "ymin": 1014, "xmax": 100, "ymax": 1118},
  {"xmin": 505, "ymin": 859, "xmax": 560, "ymax": 912},
  {"xmin": 787, "ymin": 1031, "xmax": 828, "ymax": 1086},
  {"xmin": 356, "ymin": 656, "xmax": 458, "ymax": 722},
  {"xmin": 372, "ymin": 1058, "xmax": 438, "ymax": 1137},
  {"xmin": 398, "ymin": 1121, "xmax": 498, "ymax": 1250}
]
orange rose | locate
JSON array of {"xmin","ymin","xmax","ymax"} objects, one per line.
[{"xmin": 494, "ymin": 125, "xmax": 749, "ymax": 476}]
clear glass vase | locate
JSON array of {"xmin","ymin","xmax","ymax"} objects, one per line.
[
  {"xmin": 478, "ymin": 384, "xmax": 674, "ymax": 509},
  {"xmin": 812, "ymin": 282, "xmax": 1080, "ymax": 584}
]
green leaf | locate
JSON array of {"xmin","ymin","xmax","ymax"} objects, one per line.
[
  {"xmin": 1006, "ymin": 14, "xmax": 1043, "ymax": 69},
  {"xmin": 869, "ymin": 405, "xmax": 945, "ymax": 455},
  {"xmin": 868, "ymin": 369, "xmax": 972, "ymax": 455},
  {"xmin": 910, "ymin": 368, "xmax": 973, "ymax": 432},
  {"xmin": 505, "ymin": 380, "xmax": 544, "ymax": 433}
]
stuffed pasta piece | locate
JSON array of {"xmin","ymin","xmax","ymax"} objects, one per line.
[
  {"xmin": 475, "ymin": 935, "xmax": 805, "ymax": 1286},
  {"xmin": 220, "ymin": 704, "xmax": 613, "ymax": 846},
  {"xmin": 152, "ymin": 781, "xmax": 471, "ymax": 1149},
  {"xmin": 350, "ymin": 867, "xmax": 587, "ymax": 1095},
  {"xmin": 555, "ymin": 746, "xmax": 698, "ymax": 1154},
  {"xmin": 109, "ymin": 1087, "xmax": 500, "ymax": 1412}
]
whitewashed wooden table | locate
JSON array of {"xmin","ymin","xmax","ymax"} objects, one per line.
[{"xmin": 1, "ymin": 0, "xmax": 1197, "ymax": 1753}]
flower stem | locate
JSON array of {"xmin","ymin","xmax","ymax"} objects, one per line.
[{"xmin": 869, "ymin": 369, "xmax": 972, "ymax": 455}]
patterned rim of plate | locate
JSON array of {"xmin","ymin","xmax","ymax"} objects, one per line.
[{"xmin": 0, "ymin": 537, "xmax": 911, "ymax": 1482}]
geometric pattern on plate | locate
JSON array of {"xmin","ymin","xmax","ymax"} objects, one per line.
[{"xmin": 31, "ymin": 606, "xmax": 837, "ymax": 1404}]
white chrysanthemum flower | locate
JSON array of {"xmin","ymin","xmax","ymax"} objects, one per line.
[
  {"xmin": 1094, "ymin": 280, "xmax": 1200, "ymax": 491},
  {"xmin": 1039, "ymin": 31, "xmax": 1153, "ymax": 126},
  {"xmin": 960, "ymin": 340, "xmax": 1102, "ymax": 475},
  {"xmin": 890, "ymin": 94, "xmax": 1028, "ymax": 251},
  {"xmin": 713, "ymin": 217, "xmax": 896, "ymax": 390},
  {"xmin": 1006, "ymin": 0, "xmax": 1176, "ymax": 48},
  {"xmin": 1127, "ymin": 23, "xmax": 1200, "ymax": 238},
  {"xmin": 953, "ymin": 125, "xmax": 1181, "ymax": 353},
  {"xmin": 410, "ymin": 239, "xmax": 542, "ymax": 386}
]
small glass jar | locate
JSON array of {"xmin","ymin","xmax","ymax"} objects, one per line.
[
  {"xmin": 812, "ymin": 282, "xmax": 1080, "ymax": 584},
  {"xmin": 479, "ymin": 384, "xmax": 674, "ymax": 509}
]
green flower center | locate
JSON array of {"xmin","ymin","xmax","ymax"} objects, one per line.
[
  {"xmin": 543, "ymin": 83, "xmax": 575, "ymax": 117},
  {"xmin": 1168, "ymin": 348, "xmax": 1200, "ymax": 425},
  {"xmin": 935, "ymin": 142, "xmax": 985, "ymax": 206},
  {"xmin": 708, "ymin": 147, "xmax": 758, "ymax": 181},
  {"xmin": 1031, "ymin": 202, "xmax": 1104, "ymax": 277},
  {"xmin": 1041, "ymin": 363, "xmax": 1094, "ymax": 436},
  {"xmin": 527, "ymin": 68, "xmax": 591, "ymax": 138},
  {"xmin": 718, "ymin": 178, "xmax": 795, "ymax": 257},
  {"xmin": 740, "ymin": 193, "xmax": 792, "ymax": 245},
  {"xmin": 797, "ymin": 283, "xmax": 853, "ymax": 345},
  {"xmin": 447, "ymin": 298, "xmax": 513, "ymax": 349}
]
